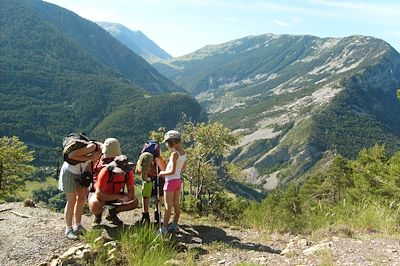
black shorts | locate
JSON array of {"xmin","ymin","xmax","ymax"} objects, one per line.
[{"xmin": 150, "ymin": 176, "xmax": 164, "ymax": 197}]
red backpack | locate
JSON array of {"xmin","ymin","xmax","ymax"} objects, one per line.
[{"xmin": 91, "ymin": 155, "xmax": 130, "ymax": 193}]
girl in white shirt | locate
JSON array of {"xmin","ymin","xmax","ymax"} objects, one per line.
[{"xmin": 158, "ymin": 130, "xmax": 186, "ymax": 234}]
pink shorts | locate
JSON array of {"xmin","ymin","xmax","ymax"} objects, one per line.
[{"xmin": 163, "ymin": 179, "xmax": 181, "ymax": 192}]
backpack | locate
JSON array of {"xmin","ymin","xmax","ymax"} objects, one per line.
[
  {"xmin": 93, "ymin": 155, "xmax": 114, "ymax": 180},
  {"xmin": 92, "ymin": 156, "xmax": 132, "ymax": 193},
  {"xmin": 90, "ymin": 155, "xmax": 114, "ymax": 192},
  {"xmin": 62, "ymin": 132, "xmax": 91, "ymax": 165},
  {"xmin": 141, "ymin": 140, "xmax": 160, "ymax": 158},
  {"xmin": 106, "ymin": 167, "xmax": 130, "ymax": 194}
]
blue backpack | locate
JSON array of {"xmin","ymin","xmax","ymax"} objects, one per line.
[{"xmin": 141, "ymin": 140, "xmax": 160, "ymax": 158}]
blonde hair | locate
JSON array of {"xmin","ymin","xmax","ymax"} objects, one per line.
[{"xmin": 166, "ymin": 138, "xmax": 181, "ymax": 146}]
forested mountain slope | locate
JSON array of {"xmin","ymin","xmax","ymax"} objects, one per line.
[
  {"xmin": 24, "ymin": 0, "xmax": 184, "ymax": 94},
  {"xmin": 0, "ymin": 0, "xmax": 205, "ymax": 165},
  {"xmin": 154, "ymin": 34, "xmax": 400, "ymax": 186}
]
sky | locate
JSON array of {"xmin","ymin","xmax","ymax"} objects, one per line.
[{"xmin": 44, "ymin": 0, "xmax": 400, "ymax": 57}]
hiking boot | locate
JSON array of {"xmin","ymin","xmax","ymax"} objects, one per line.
[
  {"xmin": 167, "ymin": 222, "xmax": 179, "ymax": 233},
  {"xmin": 65, "ymin": 228, "xmax": 79, "ymax": 240},
  {"xmin": 74, "ymin": 224, "xmax": 86, "ymax": 235},
  {"xmin": 140, "ymin": 212, "xmax": 150, "ymax": 225},
  {"xmin": 92, "ymin": 213, "xmax": 102, "ymax": 227},
  {"xmin": 105, "ymin": 208, "xmax": 123, "ymax": 226},
  {"xmin": 154, "ymin": 210, "xmax": 161, "ymax": 225}
]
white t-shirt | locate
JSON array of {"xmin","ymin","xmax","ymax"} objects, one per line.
[
  {"xmin": 62, "ymin": 161, "xmax": 90, "ymax": 175},
  {"xmin": 164, "ymin": 152, "xmax": 187, "ymax": 181}
]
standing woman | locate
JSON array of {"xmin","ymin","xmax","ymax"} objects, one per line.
[
  {"xmin": 58, "ymin": 141, "xmax": 102, "ymax": 239},
  {"xmin": 158, "ymin": 130, "xmax": 186, "ymax": 234}
]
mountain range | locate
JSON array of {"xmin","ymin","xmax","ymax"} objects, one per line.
[
  {"xmin": 97, "ymin": 22, "xmax": 172, "ymax": 63},
  {"xmin": 2, "ymin": 0, "xmax": 400, "ymax": 190},
  {"xmin": 0, "ymin": 0, "xmax": 205, "ymax": 165},
  {"xmin": 153, "ymin": 34, "xmax": 400, "ymax": 187}
]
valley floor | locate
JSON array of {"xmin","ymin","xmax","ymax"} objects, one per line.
[{"xmin": 1, "ymin": 202, "xmax": 400, "ymax": 265}]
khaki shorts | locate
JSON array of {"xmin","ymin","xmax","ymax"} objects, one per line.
[{"xmin": 58, "ymin": 168, "xmax": 81, "ymax": 192}]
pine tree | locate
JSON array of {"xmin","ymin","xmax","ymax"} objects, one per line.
[{"xmin": 0, "ymin": 136, "xmax": 35, "ymax": 201}]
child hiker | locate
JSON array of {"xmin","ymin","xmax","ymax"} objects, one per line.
[
  {"xmin": 136, "ymin": 140, "xmax": 166, "ymax": 225},
  {"xmin": 158, "ymin": 130, "xmax": 186, "ymax": 234}
]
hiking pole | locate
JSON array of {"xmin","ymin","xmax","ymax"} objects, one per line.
[{"xmin": 156, "ymin": 165, "xmax": 162, "ymax": 229}]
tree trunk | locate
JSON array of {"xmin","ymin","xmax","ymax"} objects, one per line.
[{"xmin": 195, "ymin": 159, "xmax": 202, "ymax": 199}]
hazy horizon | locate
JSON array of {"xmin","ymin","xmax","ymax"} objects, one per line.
[{"xmin": 44, "ymin": 0, "xmax": 400, "ymax": 57}]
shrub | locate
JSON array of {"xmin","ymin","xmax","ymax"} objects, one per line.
[
  {"xmin": 208, "ymin": 191, "xmax": 250, "ymax": 222},
  {"xmin": 82, "ymin": 226, "xmax": 182, "ymax": 266},
  {"xmin": 32, "ymin": 185, "xmax": 65, "ymax": 211},
  {"xmin": 181, "ymin": 195, "xmax": 202, "ymax": 214}
]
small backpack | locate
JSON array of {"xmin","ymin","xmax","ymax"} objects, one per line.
[
  {"xmin": 92, "ymin": 156, "xmax": 133, "ymax": 193},
  {"xmin": 62, "ymin": 132, "xmax": 91, "ymax": 165},
  {"xmin": 141, "ymin": 140, "xmax": 160, "ymax": 158},
  {"xmin": 106, "ymin": 167, "xmax": 130, "ymax": 194}
]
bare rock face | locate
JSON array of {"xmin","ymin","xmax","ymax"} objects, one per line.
[{"xmin": 154, "ymin": 33, "xmax": 400, "ymax": 185}]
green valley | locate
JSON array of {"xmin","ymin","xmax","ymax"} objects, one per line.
[{"xmin": 0, "ymin": 0, "xmax": 206, "ymax": 165}]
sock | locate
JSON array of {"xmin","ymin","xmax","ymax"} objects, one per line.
[
  {"xmin": 65, "ymin": 226, "xmax": 73, "ymax": 234},
  {"xmin": 73, "ymin": 224, "xmax": 81, "ymax": 230}
]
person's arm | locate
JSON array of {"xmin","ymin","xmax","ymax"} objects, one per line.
[
  {"xmin": 155, "ymin": 156, "xmax": 166, "ymax": 171},
  {"xmin": 123, "ymin": 172, "xmax": 136, "ymax": 201},
  {"xmin": 140, "ymin": 172, "xmax": 147, "ymax": 181},
  {"xmin": 135, "ymin": 163, "xmax": 147, "ymax": 181},
  {"xmin": 69, "ymin": 142, "xmax": 102, "ymax": 162},
  {"xmin": 158, "ymin": 152, "xmax": 178, "ymax": 176},
  {"xmin": 125, "ymin": 185, "xmax": 135, "ymax": 201},
  {"xmin": 181, "ymin": 161, "xmax": 186, "ymax": 172},
  {"xmin": 95, "ymin": 187, "xmax": 121, "ymax": 202}
]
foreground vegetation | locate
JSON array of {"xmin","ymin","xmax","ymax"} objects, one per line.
[
  {"xmin": 81, "ymin": 226, "xmax": 196, "ymax": 266},
  {"xmin": 245, "ymin": 144, "xmax": 400, "ymax": 235}
]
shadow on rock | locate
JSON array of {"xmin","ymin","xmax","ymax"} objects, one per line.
[
  {"xmin": 96, "ymin": 221, "xmax": 142, "ymax": 240},
  {"xmin": 176, "ymin": 224, "xmax": 281, "ymax": 254}
]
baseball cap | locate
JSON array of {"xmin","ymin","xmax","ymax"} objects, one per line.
[{"xmin": 162, "ymin": 130, "xmax": 181, "ymax": 143}]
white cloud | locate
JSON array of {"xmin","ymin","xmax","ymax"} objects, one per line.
[
  {"xmin": 272, "ymin": 17, "xmax": 302, "ymax": 27},
  {"xmin": 273, "ymin": 19, "xmax": 290, "ymax": 27}
]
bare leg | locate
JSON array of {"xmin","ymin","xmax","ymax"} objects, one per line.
[
  {"xmin": 88, "ymin": 194, "xmax": 105, "ymax": 215},
  {"xmin": 162, "ymin": 191, "xmax": 174, "ymax": 228},
  {"xmin": 172, "ymin": 191, "xmax": 180, "ymax": 224},
  {"xmin": 65, "ymin": 192, "xmax": 77, "ymax": 228},
  {"xmin": 74, "ymin": 187, "xmax": 88, "ymax": 225},
  {"xmin": 142, "ymin": 197, "xmax": 149, "ymax": 213}
]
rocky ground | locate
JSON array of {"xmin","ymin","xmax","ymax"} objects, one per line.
[{"xmin": 1, "ymin": 202, "xmax": 400, "ymax": 265}]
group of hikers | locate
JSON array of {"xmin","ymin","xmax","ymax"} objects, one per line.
[{"xmin": 58, "ymin": 130, "xmax": 186, "ymax": 240}]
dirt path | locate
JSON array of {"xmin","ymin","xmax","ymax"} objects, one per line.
[{"xmin": 1, "ymin": 202, "xmax": 400, "ymax": 266}]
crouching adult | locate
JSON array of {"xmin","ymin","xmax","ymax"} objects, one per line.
[{"xmin": 89, "ymin": 155, "xmax": 138, "ymax": 226}]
